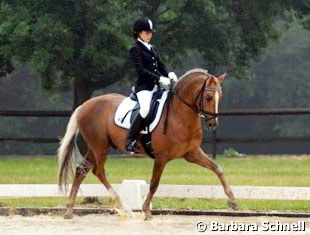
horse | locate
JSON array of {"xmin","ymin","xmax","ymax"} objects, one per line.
[{"xmin": 57, "ymin": 68, "xmax": 238, "ymax": 220}]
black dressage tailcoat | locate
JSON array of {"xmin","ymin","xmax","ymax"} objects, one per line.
[{"xmin": 129, "ymin": 41, "xmax": 169, "ymax": 92}]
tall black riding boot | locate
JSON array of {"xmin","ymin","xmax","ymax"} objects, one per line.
[{"xmin": 126, "ymin": 113, "xmax": 144, "ymax": 154}]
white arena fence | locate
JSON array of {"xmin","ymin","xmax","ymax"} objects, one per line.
[{"xmin": 0, "ymin": 180, "xmax": 309, "ymax": 210}]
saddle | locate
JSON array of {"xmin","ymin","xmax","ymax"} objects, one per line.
[{"xmin": 114, "ymin": 88, "xmax": 170, "ymax": 158}]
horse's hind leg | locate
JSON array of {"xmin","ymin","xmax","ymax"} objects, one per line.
[
  {"xmin": 64, "ymin": 151, "xmax": 94, "ymax": 219},
  {"xmin": 184, "ymin": 147, "xmax": 238, "ymax": 210},
  {"xmin": 92, "ymin": 149, "xmax": 133, "ymax": 217}
]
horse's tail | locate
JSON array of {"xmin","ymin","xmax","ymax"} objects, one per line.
[{"xmin": 57, "ymin": 106, "xmax": 83, "ymax": 192}]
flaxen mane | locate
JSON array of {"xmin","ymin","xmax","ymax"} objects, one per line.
[
  {"xmin": 174, "ymin": 68, "xmax": 210, "ymax": 88},
  {"xmin": 178, "ymin": 68, "xmax": 210, "ymax": 81},
  {"xmin": 174, "ymin": 68, "xmax": 216, "ymax": 90}
]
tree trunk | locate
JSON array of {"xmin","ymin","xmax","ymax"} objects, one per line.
[{"xmin": 73, "ymin": 76, "xmax": 93, "ymax": 109}]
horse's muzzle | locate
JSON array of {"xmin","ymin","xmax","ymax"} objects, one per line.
[{"xmin": 207, "ymin": 119, "xmax": 218, "ymax": 131}]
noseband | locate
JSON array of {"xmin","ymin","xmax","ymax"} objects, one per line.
[{"xmin": 175, "ymin": 77, "xmax": 221, "ymax": 121}]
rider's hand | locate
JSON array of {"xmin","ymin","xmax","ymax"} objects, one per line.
[
  {"xmin": 168, "ymin": 72, "xmax": 178, "ymax": 82},
  {"xmin": 159, "ymin": 76, "xmax": 171, "ymax": 86}
]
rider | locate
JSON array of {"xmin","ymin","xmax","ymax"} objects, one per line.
[{"xmin": 126, "ymin": 17, "xmax": 178, "ymax": 153}]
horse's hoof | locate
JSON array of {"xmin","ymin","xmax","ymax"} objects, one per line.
[
  {"xmin": 125, "ymin": 209, "xmax": 135, "ymax": 218},
  {"xmin": 228, "ymin": 200, "xmax": 239, "ymax": 210},
  {"xmin": 63, "ymin": 212, "xmax": 74, "ymax": 219},
  {"xmin": 115, "ymin": 207, "xmax": 135, "ymax": 218},
  {"xmin": 144, "ymin": 211, "xmax": 152, "ymax": 220}
]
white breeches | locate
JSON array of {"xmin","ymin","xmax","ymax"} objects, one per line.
[{"xmin": 136, "ymin": 85, "xmax": 158, "ymax": 118}]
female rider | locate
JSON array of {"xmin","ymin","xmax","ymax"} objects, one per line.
[{"xmin": 126, "ymin": 17, "xmax": 177, "ymax": 153}]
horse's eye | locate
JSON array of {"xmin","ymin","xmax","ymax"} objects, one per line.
[{"xmin": 206, "ymin": 96, "xmax": 213, "ymax": 101}]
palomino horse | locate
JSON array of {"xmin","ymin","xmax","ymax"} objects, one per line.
[{"xmin": 58, "ymin": 68, "xmax": 238, "ymax": 220}]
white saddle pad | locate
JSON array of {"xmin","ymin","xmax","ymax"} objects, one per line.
[{"xmin": 114, "ymin": 91, "xmax": 169, "ymax": 134}]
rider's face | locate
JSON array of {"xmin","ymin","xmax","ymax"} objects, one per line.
[{"xmin": 139, "ymin": 31, "xmax": 152, "ymax": 43}]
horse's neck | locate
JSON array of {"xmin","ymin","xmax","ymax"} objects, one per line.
[
  {"xmin": 168, "ymin": 74, "xmax": 205, "ymax": 131},
  {"xmin": 169, "ymin": 92, "xmax": 202, "ymax": 130}
]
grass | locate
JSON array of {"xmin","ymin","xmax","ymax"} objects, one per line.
[
  {"xmin": 0, "ymin": 155, "xmax": 309, "ymax": 186},
  {"xmin": 0, "ymin": 197, "xmax": 309, "ymax": 212},
  {"xmin": 0, "ymin": 155, "xmax": 309, "ymax": 211}
]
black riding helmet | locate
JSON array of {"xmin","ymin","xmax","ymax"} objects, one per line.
[{"xmin": 133, "ymin": 17, "xmax": 156, "ymax": 38}]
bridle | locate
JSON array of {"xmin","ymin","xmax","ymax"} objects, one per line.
[{"xmin": 174, "ymin": 77, "xmax": 222, "ymax": 121}]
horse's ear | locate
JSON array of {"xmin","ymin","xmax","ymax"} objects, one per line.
[{"xmin": 217, "ymin": 73, "xmax": 227, "ymax": 83}]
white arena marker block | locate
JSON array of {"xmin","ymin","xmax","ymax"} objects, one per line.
[{"xmin": 119, "ymin": 180, "xmax": 146, "ymax": 210}]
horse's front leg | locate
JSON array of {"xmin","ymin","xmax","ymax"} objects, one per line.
[
  {"xmin": 184, "ymin": 147, "xmax": 238, "ymax": 210},
  {"xmin": 143, "ymin": 159, "xmax": 167, "ymax": 220}
]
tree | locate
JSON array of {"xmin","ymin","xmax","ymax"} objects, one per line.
[
  {"xmin": 221, "ymin": 22, "xmax": 310, "ymax": 136},
  {"xmin": 0, "ymin": 0, "xmax": 309, "ymax": 107}
]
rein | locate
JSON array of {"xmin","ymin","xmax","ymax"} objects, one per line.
[{"xmin": 174, "ymin": 77, "xmax": 221, "ymax": 121}]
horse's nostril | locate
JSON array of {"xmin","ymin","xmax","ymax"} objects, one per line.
[
  {"xmin": 207, "ymin": 120, "xmax": 218, "ymax": 131},
  {"xmin": 208, "ymin": 122, "xmax": 215, "ymax": 127}
]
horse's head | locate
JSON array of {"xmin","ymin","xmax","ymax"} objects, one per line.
[
  {"xmin": 174, "ymin": 69, "xmax": 226, "ymax": 131},
  {"xmin": 202, "ymin": 73, "xmax": 226, "ymax": 131}
]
